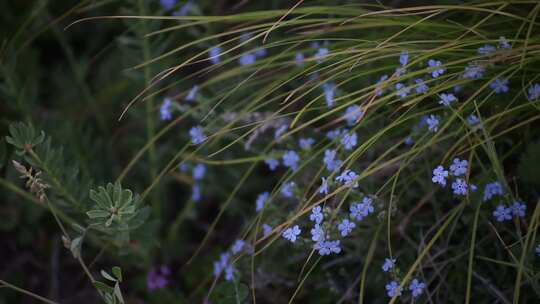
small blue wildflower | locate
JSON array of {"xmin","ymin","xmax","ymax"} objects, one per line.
[
  {"xmin": 209, "ymin": 47, "xmax": 222, "ymax": 65},
  {"xmin": 409, "ymin": 279, "xmax": 426, "ymax": 298},
  {"xmin": 309, "ymin": 206, "xmax": 324, "ymax": 224},
  {"xmin": 467, "ymin": 114, "xmax": 480, "ymax": 126},
  {"xmin": 471, "ymin": 184, "xmax": 478, "ymax": 192},
  {"xmin": 239, "ymin": 53, "xmax": 256, "ymax": 65},
  {"xmin": 213, "ymin": 252, "xmax": 230, "ymax": 277},
  {"xmin": 386, "ymin": 281, "xmax": 403, "ymax": 297},
  {"xmin": 315, "ymin": 48, "xmax": 328, "ymax": 63},
  {"xmin": 428, "ymin": 59, "xmax": 446, "ymax": 78},
  {"xmin": 510, "ymin": 201, "xmax": 526, "ymax": 217},
  {"xmin": 399, "ymin": 50, "xmax": 409, "ymax": 66},
  {"xmin": 452, "ymin": 179, "xmax": 468, "ymax": 196},
  {"xmin": 490, "ymin": 78, "xmax": 509, "ymax": 94},
  {"xmin": 336, "ymin": 169, "xmax": 359, "ymax": 188},
  {"xmin": 344, "ymin": 105, "xmax": 364, "ymax": 126},
  {"xmin": 478, "ymin": 44, "xmax": 496, "ymax": 55},
  {"xmin": 337, "ymin": 219, "xmax": 355, "ymax": 237},
  {"xmin": 483, "ymin": 182, "xmax": 504, "ymax": 202},
  {"xmin": 375, "ymin": 75, "xmax": 389, "ymax": 96},
  {"xmin": 426, "ymin": 115, "xmax": 440, "ymax": 132},
  {"xmin": 173, "ymin": 0, "xmax": 192, "ymax": 16},
  {"xmin": 341, "ymin": 132, "xmax": 358, "ymax": 150},
  {"xmin": 160, "ymin": 97, "xmax": 172, "ymax": 121},
  {"xmin": 282, "ymin": 225, "xmax": 301, "ymax": 243},
  {"xmin": 189, "ymin": 126, "xmax": 207, "ymax": 144},
  {"xmin": 349, "ymin": 197, "xmax": 374, "ymax": 221},
  {"xmin": 231, "ymin": 240, "xmax": 245, "ymax": 254},
  {"xmin": 295, "ymin": 52, "xmax": 304, "ymax": 66},
  {"xmin": 498, "ymin": 36, "xmax": 511, "ymax": 49},
  {"xmin": 282, "ymin": 150, "xmax": 300, "ymax": 171},
  {"xmin": 299, "ymin": 138, "xmax": 315, "ymax": 150},
  {"xmin": 224, "ymin": 265, "xmax": 235, "ymax": 281},
  {"xmin": 326, "ymin": 128, "xmax": 344, "ymax": 140},
  {"xmin": 254, "ymin": 48, "xmax": 267, "ymax": 58},
  {"xmin": 255, "ymin": 192, "xmax": 269, "ymax": 212},
  {"xmin": 281, "ymin": 181, "xmax": 295, "ymax": 198},
  {"xmin": 274, "ymin": 125, "xmax": 288, "ymax": 140},
  {"xmin": 395, "ymin": 83, "xmax": 411, "ymax": 98},
  {"xmin": 179, "ymin": 163, "xmax": 189, "ymax": 172},
  {"xmin": 449, "ymin": 158, "xmax": 468, "ymax": 176},
  {"xmin": 432, "ymin": 165, "xmax": 449, "ymax": 187},
  {"xmin": 395, "ymin": 67, "xmax": 406, "ymax": 77},
  {"xmin": 453, "ymin": 85, "xmax": 462, "ymax": 93},
  {"xmin": 186, "ymin": 85, "xmax": 198, "ymax": 101},
  {"xmin": 382, "ymin": 258, "xmax": 396, "ymax": 272},
  {"xmin": 319, "ymin": 177, "xmax": 329, "ymax": 195},
  {"xmin": 323, "ymin": 149, "xmax": 342, "ymax": 171},
  {"xmin": 262, "ymin": 224, "xmax": 272, "ymax": 236},
  {"xmin": 191, "ymin": 184, "xmax": 201, "ymax": 202},
  {"xmin": 322, "ymin": 83, "xmax": 335, "ymax": 107},
  {"xmin": 527, "ymin": 83, "xmax": 540, "ymax": 101},
  {"xmin": 310, "ymin": 224, "xmax": 325, "ymax": 242},
  {"xmin": 265, "ymin": 158, "xmax": 279, "ymax": 171},
  {"xmin": 415, "ymin": 79, "xmax": 429, "ymax": 94},
  {"xmin": 463, "ymin": 64, "xmax": 485, "ymax": 79},
  {"xmin": 404, "ymin": 136, "xmax": 414, "ymax": 145},
  {"xmin": 493, "ymin": 205, "xmax": 512, "ymax": 222},
  {"xmin": 439, "ymin": 93, "xmax": 457, "ymax": 106},
  {"xmin": 314, "ymin": 240, "xmax": 341, "ymax": 256},
  {"xmin": 192, "ymin": 163, "xmax": 206, "ymax": 180},
  {"xmin": 160, "ymin": 0, "xmax": 176, "ymax": 10}
]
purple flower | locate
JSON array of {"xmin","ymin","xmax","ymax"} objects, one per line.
[
  {"xmin": 428, "ymin": 59, "xmax": 446, "ymax": 78},
  {"xmin": 281, "ymin": 181, "xmax": 295, "ymax": 198},
  {"xmin": 314, "ymin": 240, "xmax": 341, "ymax": 255},
  {"xmin": 186, "ymin": 85, "xmax": 198, "ymax": 101},
  {"xmin": 274, "ymin": 125, "xmax": 288, "ymax": 140},
  {"xmin": 282, "ymin": 150, "xmax": 300, "ymax": 171},
  {"xmin": 282, "ymin": 225, "xmax": 301, "ymax": 242},
  {"xmin": 265, "ymin": 158, "xmax": 279, "ymax": 171},
  {"xmin": 224, "ymin": 265, "xmax": 235, "ymax": 281},
  {"xmin": 239, "ymin": 53, "xmax": 256, "ymax": 65},
  {"xmin": 341, "ymin": 131, "xmax": 358, "ymax": 150},
  {"xmin": 295, "ymin": 52, "xmax": 304, "ymax": 66},
  {"xmin": 467, "ymin": 114, "xmax": 480, "ymax": 126},
  {"xmin": 326, "ymin": 128, "xmax": 344, "ymax": 140},
  {"xmin": 255, "ymin": 192, "xmax": 269, "ymax": 212},
  {"xmin": 262, "ymin": 224, "xmax": 272, "ymax": 236},
  {"xmin": 315, "ymin": 48, "xmax": 328, "ymax": 63},
  {"xmin": 463, "ymin": 64, "xmax": 485, "ymax": 79},
  {"xmin": 432, "ymin": 165, "xmax": 449, "ymax": 187},
  {"xmin": 490, "ymin": 78, "xmax": 509, "ymax": 94},
  {"xmin": 493, "ymin": 205, "xmax": 512, "ymax": 222},
  {"xmin": 160, "ymin": 0, "xmax": 176, "ymax": 10},
  {"xmin": 213, "ymin": 252, "xmax": 230, "ymax": 277},
  {"xmin": 299, "ymin": 137, "xmax": 315, "ymax": 150},
  {"xmin": 160, "ymin": 98, "xmax": 173, "ymax": 121},
  {"xmin": 386, "ymin": 281, "xmax": 403, "ymax": 297},
  {"xmin": 510, "ymin": 201, "xmax": 526, "ymax": 217},
  {"xmin": 336, "ymin": 169, "xmax": 359, "ymax": 188},
  {"xmin": 310, "ymin": 224, "xmax": 325, "ymax": 242},
  {"xmin": 449, "ymin": 158, "xmax": 468, "ymax": 176},
  {"xmin": 191, "ymin": 184, "xmax": 201, "ymax": 202},
  {"xmin": 173, "ymin": 0, "xmax": 192, "ymax": 16},
  {"xmin": 309, "ymin": 206, "xmax": 324, "ymax": 224},
  {"xmin": 439, "ymin": 93, "xmax": 457, "ymax": 106},
  {"xmin": 415, "ymin": 79, "xmax": 428, "ymax": 94},
  {"xmin": 409, "ymin": 279, "xmax": 426, "ymax": 298},
  {"xmin": 452, "ymin": 179, "xmax": 468, "ymax": 196},
  {"xmin": 483, "ymin": 181, "xmax": 504, "ymax": 202},
  {"xmin": 349, "ymin": 197, "xmax": 374, "ymax": 221},
  {"xmin": 498, "ymin": 36, "xmax": 511, "ymax": 49},
  {"xmin": 231, "ymin": 239, "xmax": 245, "ymax": 254},
  {"xmin": 395, "ymin": 83, "xmax": 411, "ymax": 98},
  {"xmin": 322, "ymin": 83, "xmax": 335, "ymax": 107},
  {"xmin": 323, "ymin": 149, "xmax": 342, "ymax": 171},
  {"xmin": 344, "ymin": 105, "xmax": 364, "ymax": 126},
  {"xmin": 527, "ymin": 83, "xmax": 540, "ymax": 101},
  {"xmin": 189, "ymin": 126, "xmax": 207, "ymax": 144},
  {"xmin": 192, "ymin": 163, "xmax": 206, "ymax": 180},
  {"xmin": 375, "ymin": 75, "xmax": 389, "ymax": 96},
  {"xmin": 399, "ymin": 50, "xmax": 409, "ymax": 66},
  {"xmin": 209, "ymin": 47, "xmax": 222, "ymax": 65},
  {"xmin": 478, "ymin": 44, "xmax": 496, "ymax": 55},
  {"xmin": 337, "ymin": 219, "xmax": 355, "ymax": 237},
  {"xmin": 319, "ymin": 177, "xmax": 329, "ymax": 195},
  {"xmin": 147, "ymin": 265, "xmax": 170, "ymax": 291},
  {"xmin": 382, "ymin": 258, "xmax": 396, "ymax": 272},
  {"xmin": 426, "ymin": 115, "xmax": 440, "ymax": 132}
]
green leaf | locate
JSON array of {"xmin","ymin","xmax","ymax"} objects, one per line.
[
  {"xmin": 114, "ymin": 282, "xmax": 124, "ymax": 304},
  {"xmin": 101, "ymin": 270, "xmax": 116, "ymax": 282},
  {"xmin": 112, "ymin": 266, "xmax": 123, "ymax": 282},
  {"xmin": 87, "ymin": 210, "xmax": 110, "ymax": 219},
  {"xmin": 69, "ymin": 236, "xmax": 84, "ymax": 258},
  {"xmin": 94, "ymin": 281, "xmax": 114, "ymax": 293},
  {"xmin": 0, "ymin": 139, "xmax": 6, "ymax": 168}
]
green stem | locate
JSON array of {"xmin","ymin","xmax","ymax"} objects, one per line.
[{"xmin": 0, "ymin": 280, "xmax": 59, "ymax": 304}]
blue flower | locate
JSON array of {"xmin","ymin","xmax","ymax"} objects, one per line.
[
  {"xmin": 191, "ymin": 184, "xmax": 201, "ymax": 202},
  {"xmin": 322, "ymin": 83, "xmax": 335, "ymax": 107},
  {"xmin": 274, "ymin": 125, "xmax": 288, "ymax": 140},
  {"xmin": 415, "ymin": 79, "xmax": 429, "ymax": 94},
  {"xmin": 309, "ymin": 206, "xmax": 324, "ymax": 224},
  {"xmin": 265, "ymin": 158, "xmax": 279, "ymax": 171},
  {"xmin": 493, "ymin": 205, "xmax": 512, "ymax": 222},
  {"xmin": 336, "ymin": 169, "xmax": 359, "ymax": 188},
  {"xmin": 467, "ymin": 114, "xmax": 480, "ymax": 126},
  {"xmin": 426, "ymin": 115, "xmax": 440, "ymax": 132},
  {"xmin": 382, "ymin": 258, "xmax": 396, "ymax": 272},
  {"xmin": 323, "ymin": 149, "xmax": 342, "ymax": 171},
  {"xmin": 160, "ymin": 0, "xmax": 176, "ymax": 10},
  {"xmin": 439, "ymin": 93, "xmax": 457, "ymax": 106},
  {"xmin": 404, "ymin": 136, "xmax": 414, "ymax": 145},
  {"xmin": 428, "ymin": 59, "xmax": 446, "ymax": 78},
  {"xmin": 510, "ymin": 201, "xmax": 526, "ymax": 217},
  {"xmin": 185, "ymin": 85, "xmax": 198, "ymax": 101},
  {"xmin": 386, "ymin": 281, "xmax": 403, "ymax": 297},
  {"xmin": 231, "ymin": 239, "xmax": 245, "ymax": 254},
  {"xmin": 282, "ymin": 150, "xmax": 300, "ymax": 171},
  {"xmin": 341, "ymin": 132, "xmax": 358, "ymax": 150},
  {"xmin": 213, "ymin": 252, "xmax": 229, "ymax": 277},
  {"xmin": 409, "ymin": 279, "xmax": 426, "ymax": 298},
  {"xmin": 189, "ymin": 126, "xmax": 207, "ymax": 144},
  {"xmin": 192, "ymin": 163, "xmax": 206, "ymax": 180},
  {"xmin": 314, "ymin": 240, "xmax": 341, "ymax": 255},
  {"xmin": 254, "ymin": 48, "xmax": 267, "ymax": 58},
  {"xmin": 395, "ymin": 83, "xmax": 411, "ymax": 98},
  {"xmin": 295, "ymin": 52, "xmax": 304, "ymax": 66},
  {"xmin": 262, "ymin": 224, "xmax": 272, "ymax": 236},
  {"xmin": 239, "ymin": 53, "xmax": 256, "ymax": 65},
  {"xmin": 299, "ymin": 137, "xmax": 315, "ymax": 150},
  {"xmin": 315, "ymin": 48, "xmax": 328, "ymax": 63},
  {"xmin": 255, "ymin": 192, "xmax": 269, "ymax": 212},
  {"xmin": 536, "ymin": 244, "xmax": 540, "ymax": 257},
  {"xmin": 478, "ymin": 44, "xmax": 496, "ymax": 55},
  {"xmin": 224, "ymin": 265, "xmax": 235, "ymax": 281},
  {"xmin": 173, "ymin": 0, "xmax": 192, "ymax": 16},
  {"xmin": 344, "ymin": 105, "xmax": 364, "ymax": 126},
  {"xmin": 281, "ymin": 181, "xmax": 295, "ymax": 198},
  {"xmin": 319, "ymin": 177, "xmax": 329, "ymax": 195},
  {"xmin": 375, "ymin": 75, "xmax": 389, "ymax": 96},
  {"xmin": 453, "ymin": 85, "xmax": 462, "ymax": 93},
  {"xmin": 449, "ymin": 158, "xmax": 468, "ymax": 176},
  {"xmin": 282, "ymin": 225, "xmax": 301, "ymax": 242},
  {"xmin": 483, "ymin": 182, "xmax": 504, "ymax": 202},
  {"xmin": 489, "ymin": 78, "xmax": 509, "ymax": 94},
  {"xmin": 452, "ymin": 179, "xmax": 468, "ymax": 196},
  {"xmin": 399, "ymin": 50, "xmax": 409, "ymax": 66},
  {"xmin": 326, "ymin": 128, "xmax": 344, "ymax": 140},
  {"xmin": 527, "ymin": 83, "xmax": 540, "ymax": 101},
  {"xmin": 337, "ymin": 219, "xmax": 355, "ymax": 237},
  {"xmin": 349, "ymin": 197, "xmax": 374, "ymax": 221},
  {"xmin": 463, "ymin": 64, "xmax": 485, "ymax": 79},
  {"xmin": 395, "ymin": 67, "xmax": 406, "ymax": 77},
  {"xmin": 498, "ymin": 36, "xmax": 511, "ymax": 49},
  {"xmin": 160, "ymin": 97, "xmax": 173, "ymax": 121},
  {"xmin": 209, "ymin": 46, "xmax": 222, "ymax": 65},
  {"xmin": 310, "ymin": 224, "xmax": 325, "ymax": 242},
  {"xmin": 432, "ymin": 165, "xmax": 449, "ymax": 187}
]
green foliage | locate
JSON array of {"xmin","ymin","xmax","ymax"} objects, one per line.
[
  {"xmin": 210, "ymin": 281, "xmax": 249, "ymax": 304},
  {"xmin": 519, "ymin": 141, "xmax": 540, "ymax": 186},
  {"xmin": 95, "ymin": 266, "xmax": 125, "ymax": 304}
]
